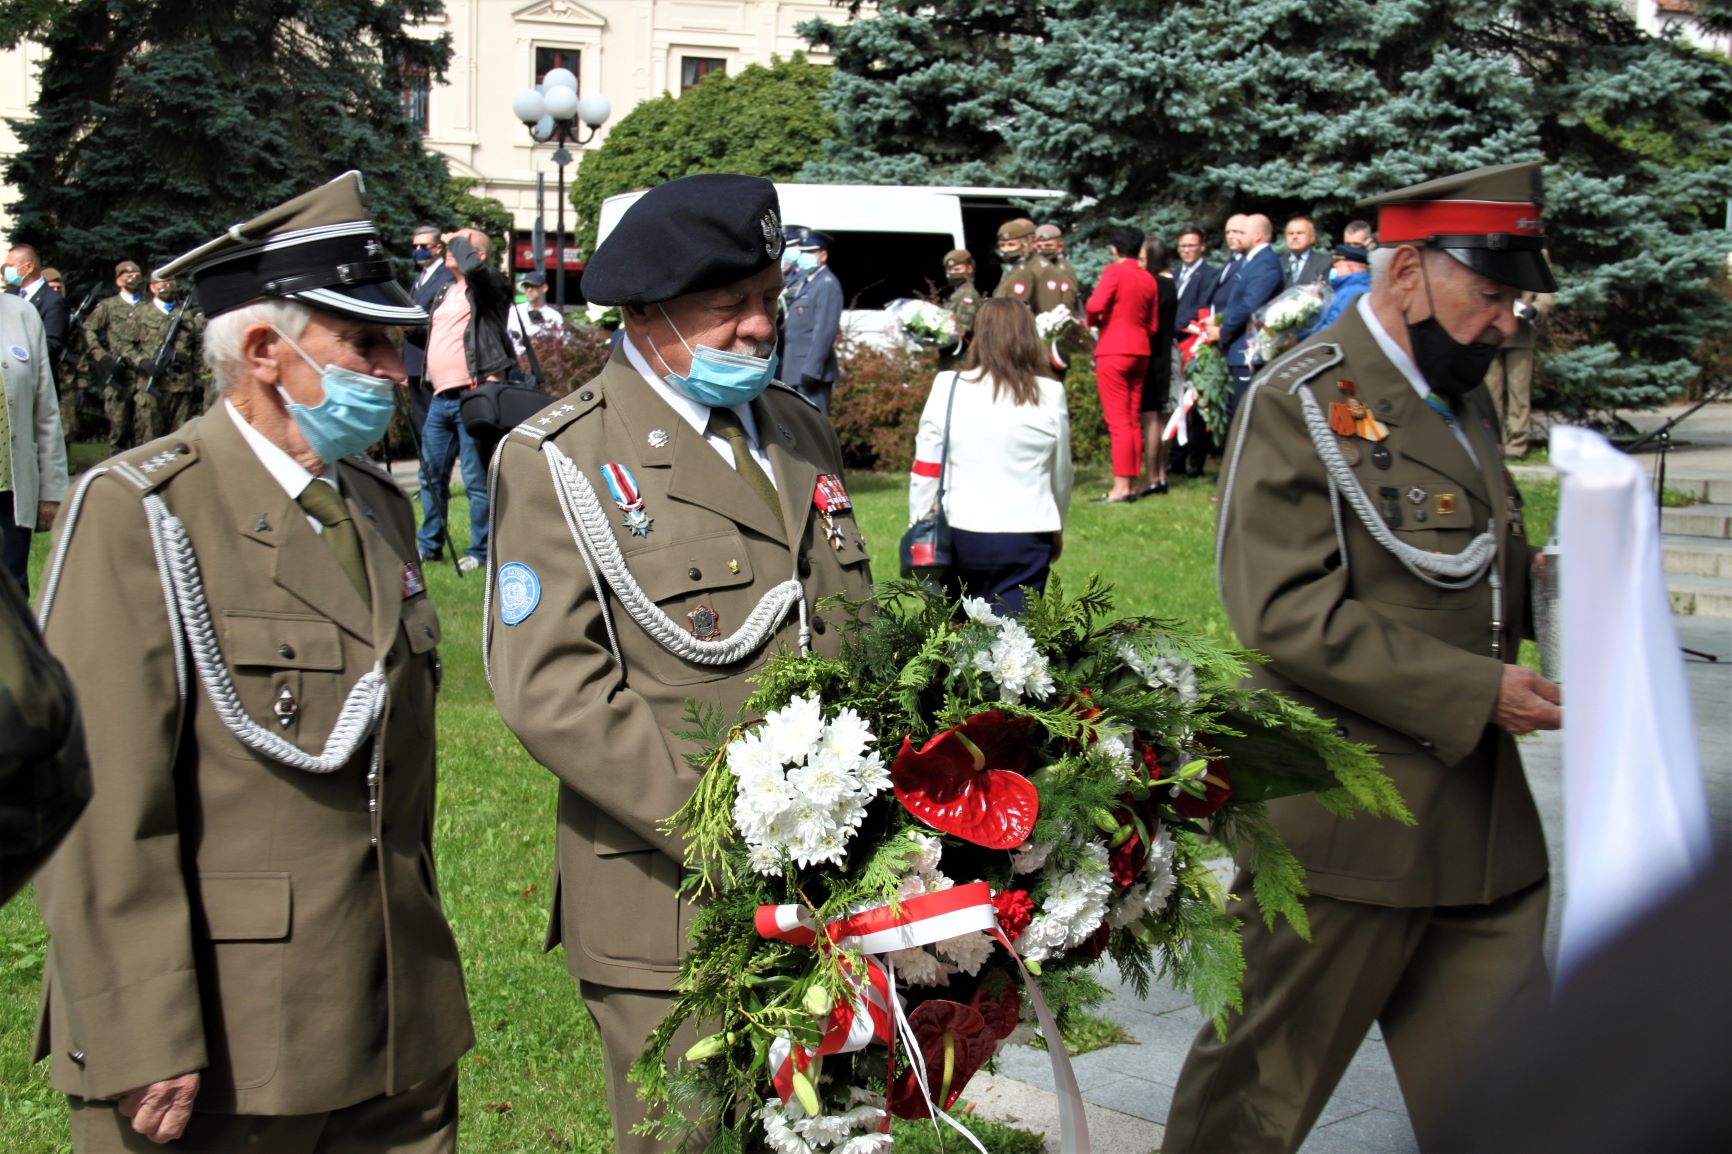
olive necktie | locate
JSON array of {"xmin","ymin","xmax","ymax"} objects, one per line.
[
  {"xmin": 706, "ymin": 407, "xmax": 782, "ymax": 521},
  {"xmin": 298, "ymin": 481, "xmax": 371, "ymax": 606}
]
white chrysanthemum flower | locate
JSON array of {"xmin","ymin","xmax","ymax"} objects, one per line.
[
  {"xmin": 837, "ymin": 1136, "xmax": 894, "ymax": 1154},
  {"xmin": 885, "ymin": 946, "xmax": 950, "ymax": 987},
  {"xmin": 789, "ymin": 748, "xmax": 856, "ymax": 809},
  {"xmin": 819, "ymin": 706, "xmax": 873, "ymax": 767},
  {"xmin": 1016, "ymin": 913, "xmax": 1070, "ymax": 964},
  {"xmin": 1011, "ymin": 840, "xmax": 1054, "ymax": 874},
  {"xmin": 734, "ymin": 768, "xmax": 795, "ymax": 834},
  {"xmin": 794, "ymin": 1112, "xmax": 857, "ymax": 1145},
  {"xmin": 1095, "ymin": 724, "xmax": 1137, "ymax": 780},
  {"xmin": 728, "ymin": 728, "xmax": 780, "ymax": 779},
  {"xmin": 854, "ymin": 750, "xmax": 890, "ymax": 794},
  {"xmin": 936, "ymin": 931, "xmax": 995, "ymax": 976},
  {"xmin": 906, "ymin": 830, "xmax": 944, "ymax": 876},
  {"xmin": 763, "ymin": 693, "xmax": 827, "ymax": 765},
  {"xmin": 758, "ymin": 1100, "xmax": 813, "ymax": 1154},
  {"xmin": 960, "ymin": 595, "xmax": 998, "ymax": 624},
  {"xmin": 748, "ymin": 843, "xmax": 786, "ymax": 877},
  {"xmin": 1119, "ymin": 637, "xmax": 1201, "ymax": 704},
  {"xmin": 1040, "ymin": 843, "xmax": 1113, "ymax": 947},
  {"xmin": 980, "ymin": 623, "xmax": 1054, "ymax": 702}
]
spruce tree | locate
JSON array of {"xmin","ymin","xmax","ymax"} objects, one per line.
[
  {"xmin": 0, "ymin": 0, "xmax": 452, "ymax": 286},
  {"xmin": 803, "ymin": 0, "xmax": 1732, "ymax": 416}
]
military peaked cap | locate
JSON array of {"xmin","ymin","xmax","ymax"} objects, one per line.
[
  {"xmin": 1358, "ymin": 161, "xmax": 1557, "ymax": 293},
  {"xmin": 943, "ymin": 249, "xmax": 973, "ymax": 269},
  {"xmin": 997, "ymin": 218, "xmax": 1036, "ymax": 242},
  {"xmin": 114, "ymin": 261, "xmax": 141, "ymax": 277},
  {"xmin": 798, "ymin": 230, "xmax": 832, "ymax": 252},
  {"xmin": 1332, "ymin": 243, "xmax": 1369, "ymax": 263},
  {"xmin": 583, "ymin": 174, "xmax": 782, "ymax": 307},
  {"xmin": 154, "ymin": 171, "xmax": 427, "ymax": 324},
  {"xmin": 1033, "ymin": 223, "xmax": 1063, "ymax": 241}
]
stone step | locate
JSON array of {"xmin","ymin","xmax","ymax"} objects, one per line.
[
  {"xmin": 1653, "ymin": 473, "xmax": 1732, "ymax": 505},
  {"xmin": 1664, "ymin": 535, "xmax": 1732, "ymax": 579},
  {"xmin": 1661, "ymin": 503, "xmax": 1732, "ymax": 540},
  {"xmin": 1667, "ymin": 574, "xmax": 1732, "ymax": 618}
]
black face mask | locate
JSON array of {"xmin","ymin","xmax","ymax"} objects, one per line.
[
  {"xmin": 946, "ymin": 272, "xmax": 968, "ymax": 285},
  {"xmin": 1405, "ymin": 257, "xmax": 1501, "ymax": 400}
]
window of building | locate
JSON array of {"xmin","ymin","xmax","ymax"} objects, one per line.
[
  {"xmin": 400, "ymin": 49, "xmax": 431, "ymax": 135},
  {"xmin": 680, "ymin": 56, "xmax": 726, "ymax": 93},
  {"xmin": 535, "ymin": 46, "xmax": 580, "ymax": 86}
]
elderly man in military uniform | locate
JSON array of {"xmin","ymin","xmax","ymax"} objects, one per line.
[
  {"xmin": 939, "ymin": 248, "xmax": 980, "ymax": 371},
  {"xmin": 1032, "ymin": 223, "xmax": 1081, "ymax": 313},
  {"xmin": 990, "ymin": 218, "xmax": 1061, "ymax": 313},
  {"xmin": 33, "ymin": 172, "xmax": 472, "ymax": 1153},
  {"xmin": 486, "ymin": 174, "xmax": 875, "ymax": 1153},
  {"xmin": 1162, "ymin": 162, "xmax": 1563, "ymax": 1153},
  {"xmin": 83, "ymin": 260, "xmax": 152, "ymax": 453}
]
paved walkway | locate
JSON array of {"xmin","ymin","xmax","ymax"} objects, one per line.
[{"xmin": 968, "ymin": 408, "xmax": 1732, "ymax": 1151}]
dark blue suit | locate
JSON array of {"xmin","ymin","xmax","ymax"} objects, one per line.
[
  {"xmin": 782, "ymin": 264, "xmax": 842, "ymax": 414},
  {"xmin": 1174, "ymin": 260, "xmax": 1222, "ymax": 329},
  {"xmin": 14, "ymin": 282, "xmax": 70, "ymax": 363},
  {"xmin": 1170, "ymin": 260, "xmax": 1223, "ymax": 477},
  {"xmin": 1219, "ymin": 246, "xmax": 1283, "ymax": 422},
  {"xmin": 1210, "ymin": 255, "xmax": 1242, "ymax": 313}
]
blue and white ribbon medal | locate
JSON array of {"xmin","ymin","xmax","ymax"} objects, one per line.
[{"xmin": 600, "ymin": 462, "xmax": 654, "ymax": 536}]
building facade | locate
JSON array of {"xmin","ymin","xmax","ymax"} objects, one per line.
[{"xmin": 0, "ymin": 0, "xmax": 846, "ymax": 257}]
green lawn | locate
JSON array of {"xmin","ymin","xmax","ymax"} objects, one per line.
[{"xmin": 0, "ymin": 463, "xmax": 1558, "ymax": 1152}]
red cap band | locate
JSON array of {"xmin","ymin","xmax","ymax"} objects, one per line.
[{"xmin": 1378, "ymin": 201, "xmax": 1543, "ymax": 242}]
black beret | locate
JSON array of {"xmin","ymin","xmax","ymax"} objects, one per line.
[{"xmin": 581, "ymin": 174, "xmax": 783, "ymax": 306}]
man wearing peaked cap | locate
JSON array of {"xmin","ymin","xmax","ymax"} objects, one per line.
[
  {"xmin": 783, "ymin": 227, "xmax": 843, "ymax": 413},
  {"xmin": 1164, "ymin": 161, "xmax": 1561, "ymax": 1153},
  {"xmin": 991, "ymin": 217, "xmax": 1062, "ymax": 313},
  {"xmin": 33, "ymin": 170, "xmax": 472, "ymax": 1152},
  {"xmin": 940, "ymin": 248, "xmax": 980, "ymax": 370},
  {"xmin": 487, "ymin": 172, "xmax": 874, "ymax": 1152}
]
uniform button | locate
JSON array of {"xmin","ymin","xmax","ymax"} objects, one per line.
[
  {"xmin": 69, "ymin": 1049, "xmax": 85, "ymax": 1064},
  {"xmin": 688, "ymin": 567, "xmax": 702, "ymax": 581},
  {"xmin": 423, "ymin": 626, "xmax": 435, "ymax": 639},
  {"xmin": 1418, "ymin": 739, "xmax": 1435, "ymax": 750},
  {"xmin": 174, "ymin": 442, "xmax": 190, "ymax": 455},
  {"xmin": 278, "ymin": 643, "xmax": 295, "ymax": 659},
  {"xmin": 384, "ymin": 648, "xmax": 398, "ymax": 668},
  {"xmin": 579, "ymin": 390, "xmax": 594, "ymax": 401},
  {"xmin": 1332, "ymin": 724, "xmax": 1348, "ymax": 738},
  {"xmin": 797, "ymin": 555, "xmax": 812, "ymax": 578}
]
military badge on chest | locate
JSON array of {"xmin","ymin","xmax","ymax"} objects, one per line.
[
  {"xmin": 813, "ymin": 473, "xmax": 852, "ymax": 551},
  {"xmin": 600, "ymin": 462, "xmax": 654, "ymax": 537},
  {"xmin": 687, "ymin": 604, "xmax": 721, "ymax": 640},
  {"xmin": 1329, "ymin": 380, "xmax": 1389, "ymax": 443}
]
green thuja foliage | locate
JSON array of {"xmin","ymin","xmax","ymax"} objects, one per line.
[
  {"xmin": 0, "ymin": 0, "xmax": 453, "ymax": 286},
  {"xmin": 803, "ymin": 0, "xmax": 1732, "ymax": 414}
]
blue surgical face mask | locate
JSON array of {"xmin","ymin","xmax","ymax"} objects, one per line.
[
  {"xmin": 2, "ymin": 266, "xmax": 19, "ymax": 287},
  {"xmin": 412, "ymin": 246, "xmax": 434, "ymax": 264},
  {"xmin": 272, "ymin": 326, "xmax": 399, "ymax": 463},
  {"xmin": 654, "ymin": 305, "xmax": 778, "ymax": 409},
  {"xmin": 793, "ymin": 251, "xmax": 819, "ymax": 272}
]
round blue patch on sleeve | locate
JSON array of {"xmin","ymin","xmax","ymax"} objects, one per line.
[{"xmin": 497, "ymin": 562, "xmax": 541, "ymax": 625}]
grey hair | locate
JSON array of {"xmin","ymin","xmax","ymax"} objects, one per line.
[
  {"xmin": 1368, "ymin": 246, "xmax": 1397, "ymax": 287},
  {"xmin": 202, "ymin": 299, "xmax": 314, "ymax": 392}
]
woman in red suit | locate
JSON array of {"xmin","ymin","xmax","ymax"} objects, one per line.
[{"xmin": 1085, "ymin": 225, "xmax": 1160, "ymax": 502}]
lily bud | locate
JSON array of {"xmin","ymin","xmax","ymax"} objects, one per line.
[
  {"xmin": 791, "ymin": 1069, "xmax": 822, "ymax": 1116},
  {"xmin": 1091, "ymin": 807, "xmax": 1120, "ymax": 835},
  {"xmin": 803, "ymin": 985, "xmax": 836, "ymax": 1018},
  {"xmin": 1109, "ymin": 823, "xmax": 1135, "ymax": 849},
  {"xmin": 683, "ymin": 1033, "xmax": 727, "ymax": 1062}
]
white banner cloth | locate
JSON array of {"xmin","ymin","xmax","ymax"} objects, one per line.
[{"xmin": 1551, "ymin": 426, "xmax": 1713, "ymax": 979}]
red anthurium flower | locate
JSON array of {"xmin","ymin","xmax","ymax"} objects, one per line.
[
  {"xmin": 969, "ymin": 973, "xmax": 1022, "ymax": 1043},
  {"xmin": 992, "ymin": 889, "xmax": 1035, "ymax": 941},
  {"xmin": 886, "ymin": 1000, "xmax": 997, "ymax": 1119},
  {"xmin": 892, "ymin": 712, "xmax": 1039, "ymax": 849},
  {"xmin": 1172, "ymin": 760, "xmax": 1233, "ymax": 819}
]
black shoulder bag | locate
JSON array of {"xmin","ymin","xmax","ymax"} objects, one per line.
[{"xmin": 899, "ymin": 371, "xmax": 960, "ymax": 583}]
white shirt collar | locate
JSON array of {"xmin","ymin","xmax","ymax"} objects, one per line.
[
  {"xmin": 1247, "ymin": 241, "xmax": 1271, "ymax": 259},
  {"xmin": 1355, "ymin": 294, "xmax": 1431, "ymax": 400},
  {"xmin": 620, "ymin": 329, "xmax": 763, "ymax": 448},
  {"xmin": 19, "ymin": 278, "xmax": 40, "ymax": 302},
  {"xmin": 225, "ymin": 399, "xmax": 338, "ymax": 500},
  {"xmin": 154, "ymin": 298, "xmax": 173, "ymax": 314}
]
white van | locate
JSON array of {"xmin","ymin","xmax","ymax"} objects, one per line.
[{"xmin": 595, "ymin": 182, "xmax": 1065, "ymax": 346}]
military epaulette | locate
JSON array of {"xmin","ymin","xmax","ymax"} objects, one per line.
[
  {"xmin": 512, "ymin": 386, "xmax": 599, "ymax": 447},
  {"xmin": 107, "ymin": 437, "xmax": 199, "ymax": 492},
  {"xmin": 768, "ymin": 379, "xmax": 821, "ymax": 411},
  {"xmin": 1263, "ymin": 342, "xmax": 1344, "ymax": 394}
]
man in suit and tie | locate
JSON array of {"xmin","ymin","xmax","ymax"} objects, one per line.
[
  {"xmin": 486, "ymin": 174, "xmax": 875, "ymax": 1152},
  {"xmin": 401, "ymin": 224, "xmax": 454, "ymax": 437},
  {"xmin": 1210, "ymin": 213, "xmax": 1284, "ymax": 418},
  {"xmin": 1169, "ymin": 226, "xmax": 1223, "ymax": 478},
  {"xmin": 6, "ymin": 243, "xmax": 70, "ymax": 363},
  {"xmin": 1211, "ymin": 214, "xmax": 1246, "ymax": 310},
  {"xmin": 1282, "ymin": 217, "xmax": 1332, "ymax": 288}
]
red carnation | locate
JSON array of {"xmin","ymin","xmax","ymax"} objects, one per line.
[
  {"xmin": 992, "ymin": 889, "xmax": 1035, "ymax": 941},
  {"xmin": 1110, "ymin": 833, "xmax": 1145, "ymax": 891},
  {"xmin": 1138, "ymin": 741, "xmax": 1163, "ymax": 782},
  {"xmin": 1171, "ymin": 760, "xmax": 1233, "ymax": 819}
]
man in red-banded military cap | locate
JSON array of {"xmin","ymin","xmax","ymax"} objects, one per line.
[{"xmin": 1163, "ymin": 162, "xmax": 1562, "ymax": 1153}]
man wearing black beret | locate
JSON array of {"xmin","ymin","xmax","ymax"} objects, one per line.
[{"xmin": 485, "ymin": 173, "xmax": 876, "ymax": 1152}]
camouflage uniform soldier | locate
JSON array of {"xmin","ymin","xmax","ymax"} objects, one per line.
[
  {"xmin": 131, "ymin": 278, "xmax": 206, "ymax": 438},
  {"xmin": 82, "ymin": 261, "xmax": 153, "ymax": 453}
]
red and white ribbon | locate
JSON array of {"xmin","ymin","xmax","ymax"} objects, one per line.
[
  {"xmin": 754, "ymin": 881, "xmax": 1091, "ymax": 1152},
  {"xmin": 1164, "ymin": 387, "xmax": 1197, "ymax": 445}
]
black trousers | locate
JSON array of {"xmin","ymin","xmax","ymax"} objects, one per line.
[
  {"xmin": 950, "ymin": 528, "xmax": 1053, "ymax": 616},
  {"xmin": 0, "ymin": 491, "xmax": 32, "ymax": 597}
]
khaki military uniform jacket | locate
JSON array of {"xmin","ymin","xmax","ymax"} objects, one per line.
[
  {"xmin": 992, "ymin": 258, "xmax": 1063, "ymax": 314},
  {"xmin": 1035, "ymin": 255, "xmax": 1082, "ymax": 314},
  {"xmin": 33, "ymin": 408, "xmax": 473, "ymax": 1113},
  {"xmin": 1217, "ymin": 302, "xmax": 1546, "ymax": 909},
  {"xmin": 487, "ymin": 351, "xmax": 875, "ymax": 991}
]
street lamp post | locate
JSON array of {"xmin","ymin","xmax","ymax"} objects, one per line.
[{"xmin": 512, "ymin": 69, "xmax": 611, "ymax": 310}]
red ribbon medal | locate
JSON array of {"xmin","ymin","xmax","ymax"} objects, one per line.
[{"xmin": 813, "ymin": 474, "xmax": 851, "ymax": 550}]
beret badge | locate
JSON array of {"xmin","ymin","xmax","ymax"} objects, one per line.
[{"xmin": 761, "ymin": 209, "xmax": 782, "ymax": 259}]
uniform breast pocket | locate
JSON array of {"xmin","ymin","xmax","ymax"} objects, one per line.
[
  {"xmin": 220, "ymin": 610, "xmax": 345, "ymax": 746},
  {"xmin": 1368, "ymin": 478, "xmax": 1482, "ymax": 608},
  {"xmin": 630, "ymin": 529, "xmax": 758, "ymax": 686}
]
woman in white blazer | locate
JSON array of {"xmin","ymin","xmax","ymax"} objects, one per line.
[
  {"xmin": 0, "ymin": 291, "xmax": 68, "ymax": 596},
  {"xmin": 908, "ymin": 298, "xmax": 1073, "ymax": 614}
]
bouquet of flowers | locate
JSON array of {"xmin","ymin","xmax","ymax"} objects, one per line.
[
  {"xmin": 887, "ymin": 299, "xmax": 961, "ymax": 351},
  {"xmin": 1176, "ymin": 309, "xmax": 1231, "ymax": 436},
  {"xmin": 634, "ymin": 578, "xmax": 1409, "ymax": 1152},
  {"xmin": 1249, "ymin": 282, "xmax": 1333, "ymax": 363},
  {"xmin": 1034, "ymin": 304, "xmax": 1090, "ymax": 371}
]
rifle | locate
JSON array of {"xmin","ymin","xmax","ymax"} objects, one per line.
[
  {"xmin": 135, "ymin": 301, "xmax": 189, "ymax": 399},
  {"xmin": 56, "ymin": 282, "xmax": 103, "ymax": 377}
]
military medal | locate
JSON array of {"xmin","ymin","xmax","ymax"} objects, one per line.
[
  {"xmin": 1371, "ymin": 445, "xmax": 1392, "ymax": 470},
  {"xmin": 813, "ymin": 474, "xmax": 852, "ymax": 552},
  {"xmin": 687, "ymin": 604, "xmax": 721, "ymax": 640},
  {"xmin": 1338, "ymin": 440, "xmax": 1362, "ymax": 467},
  {"xmin": 1337, "ymin": 380, "xmax": 1389, "ymax": 442},
  {"xmin": 1378, "ymin": 485, "xmax": 1404, "ymax": 528},
  {"xmin": 1329, "ymin": 402, "xmax": 1356, "ymax": 438},
  {"xmin": 647, "ymin": 429, "xmax": 670, "ymax": 449},
  {"xmin": 273, "ymin": 685, "xmax": 298, "ymax": 728},
  {"xmin": 600, "ymin": 462, "xmax": 654, "ymax": 537},
  {"xmin": 1435, "ymin": 493, "xmax": 1457, "ymax": 517},
  {"xmin": 1407, "ymin": 487, "xmax": 1427, "ymax": 505},
  {"xmin": 401, "ymin": 560, "xmax": 426, "ymax": 599}
]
